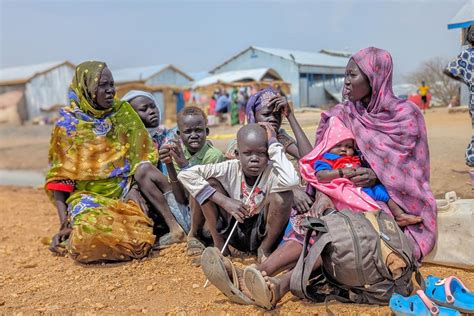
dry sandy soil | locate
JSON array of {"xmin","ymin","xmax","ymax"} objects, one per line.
[{"xmin": 0, "ymin": 108, "xmax": 473, "ymax": 314}]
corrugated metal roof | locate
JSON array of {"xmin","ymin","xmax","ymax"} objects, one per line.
[
  {"xmin": 0, "ymin": 61, "xmax": 72, "ymax": 84},
  {"xmin": 193, "ymin": 68, "xmax": 281, "ymax": 88},
  {"xmin": 112, "ymin": 64, "xmax": 170, "ymax": 83},
  {"xmin": 189, "ymin": 71, "xmax": 210, "ymax": 82},
  {"xmin": 448, "ymin": 0, "xmax": 474, "ymax": 29},
  {"xmin": 253, "ymin": 47, "xmax": 350, "ymax": 67}
]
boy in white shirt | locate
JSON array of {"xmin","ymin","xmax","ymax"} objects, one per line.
[{"xmin": 178, "ymin": 123, "xmax": 299, "ymax": 261}]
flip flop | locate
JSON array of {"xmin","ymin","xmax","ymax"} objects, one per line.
[
  {"xmin": 201, "ymin": 247, "xmax": 253, "ymax": 305},
  {"xmin": 425, "ymin": 275, "xmax": 474, "ymax": 314},
  {"xmin": 390, "ymin": 290, "xmax": 460, "ymax": 316},
  {"xmin": 186, "ymin": 237, "xmax": 205, "ymax": 256},
  {"xmin": 243, "ymin": 265, "xmax": 279, "ymax": 310}
]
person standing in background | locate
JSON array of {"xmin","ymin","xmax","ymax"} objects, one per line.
[
  {"xmin": 445, "ymin": 24, "xmax": 474, "ymax": 188},
  {"xmin": 417, "ymin": 80, "xmax": 430, "ymax": 113}
]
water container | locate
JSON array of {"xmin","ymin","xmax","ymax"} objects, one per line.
[{"xmin": 423, "ymin": 191, "xmax": 474, "ymax": 270}]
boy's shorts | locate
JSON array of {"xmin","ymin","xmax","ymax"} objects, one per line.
[{"xmin": 217, "ymin": 210, "xmax": 267, "ymax": 254}]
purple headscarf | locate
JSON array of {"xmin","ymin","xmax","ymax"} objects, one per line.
[
  {"xmin": 246, "ymin": 87, "xmax": 278, "ymax": 123},
  {"xmin": 315, "ymin": 47, "xmax": 437, "ymax": 261}
]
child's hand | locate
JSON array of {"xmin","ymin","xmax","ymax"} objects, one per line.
[
  {"xmin": 168, "ymin": 139, "xmax": 189, "ymax": 169},
  {"xmin": 271, "ymin": 95, "xmax": 292, "ymax": 118},
  {"xmin": 222, "ymin": 197, "xmax": 249, "ymax": 223},
  {"xmin": 258, "ymin": 122, "xmax": 277, "ymax": 141},
  {"xmin": 158, "ymin": 144, "xmax": 174, "ymax": 164},
  {"xmin": 293, "ymin": 187, "xmax": 315, "ymax": 213},
  {"xmin": 395, "ymin": 213, "xmax": 423, "ymax": 227}
]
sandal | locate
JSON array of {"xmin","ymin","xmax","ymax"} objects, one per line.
[
  {"xmin": 201, "ymin": 247, "xmax": 253, "ymax": 305},
  {"xmin": 243, "ymin": 265, "xmax": 280, "ymax": 310},
  {"xmin": 425, "ymin": 275, "xmax": 474, "ymax": 314},
  {"xmin": 389, "ymin": 290, "xmax": 460, "ymax": 316},
  {"xmin": 186, "ymin": 237, "xmax": 205, "ymax": 256}
]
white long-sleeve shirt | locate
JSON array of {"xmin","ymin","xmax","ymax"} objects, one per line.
[{"xmin": 178, "ymin": 142, "xmax": 299, "ymax": 214}]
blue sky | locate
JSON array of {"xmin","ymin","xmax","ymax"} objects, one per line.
[{"xmin": 0, "ymin": 0, "xmax": 466, "ymax": 82}]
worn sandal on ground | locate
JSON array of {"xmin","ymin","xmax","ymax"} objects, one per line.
[
  {"xmin": 243, "ymin": 265, "xmax": 279, "ymax": 310},
  {"xmin": 186, "ymin": 237, "xmax": 205, "ymax": 256},
  {"xmin": 201, "ymin": 247, "xmax": 253, "ymax": 305},
  {"xmin": 389, "ymin": 290, "xmax": 460, "ymax": 316},
  {"xmin": 425, "ymin": 275, "xmax": 474, "ymax": 314}
]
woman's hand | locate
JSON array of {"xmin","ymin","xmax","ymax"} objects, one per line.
[
  {"xmin": 125, "ymin": 185, "xmax": 149, "ymax": 216},
  {"xmin": 271, "ymin": 95, "xmax": 292, "ymax": 118},
  {"xmin": 344, "ymin": 167, "xmax": 378, "ymax": 187},
  {"xmin": 49, "ymin": 225, "xmax": 72, "ymax": 255},
  {"xmin": 222, "ymin": 197, "xmax": 249, "ymax": 223},
  {"xmin": 309, "ymin": 190, "xmax": 335, "ymax": 218},
  {"xmin": 258, "ymin": 122, "xmax": 277, "ymax": 141},
  {"xmin": 293, "ymin": 187, "xmax": 315, "ymax": 213}
]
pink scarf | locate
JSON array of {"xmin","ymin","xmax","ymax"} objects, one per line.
[
  {"xmin": 315, "ymin": 47, "xmax": 436, "ymax": 260},
  {"xmin": 300, "ymin": 116, "xmax": 380, "ymax": 212}
]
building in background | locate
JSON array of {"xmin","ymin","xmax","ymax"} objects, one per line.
[
  {"xmin": 113, "ymin": 64, "xmax": 194, "ymax": 87},
  {"xmin": 0, "ymin": 61, "xmax": 75, "ymax": 123},
  {"xmin": 193, "ymin": 68, "xmax": 283, "ymax": 88},
  {"xmin": 209, "ymin": 46, "xmax": 350, "ymax": 107},
  {"xmin": 447, "ymin": 0, "xmax": 474, "ymax": 106}
]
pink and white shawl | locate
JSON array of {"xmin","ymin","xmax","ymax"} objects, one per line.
[
  {"xmin": 299, "ymin": 116, "xmax": 380, "ymax": 212},
  {"xmin": 315, "ymin": 47, "xmax": 437, "ymax": 260}
]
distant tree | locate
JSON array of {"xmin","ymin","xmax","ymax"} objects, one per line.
[{"xmin": 404, "ymin": 56, "xmax": 460, "ymax": 106}]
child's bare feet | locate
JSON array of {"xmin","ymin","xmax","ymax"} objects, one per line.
[
  {"xmin": 395, "ymin": 213, "xmax": 423, "ymax": 227},
  {"xmin": 261, "ymin": 271, "xmax": 285, "ymax": 304},
  {"xmin": 221, "ymin": 254, "xmax": 253, "ymax": 299}
]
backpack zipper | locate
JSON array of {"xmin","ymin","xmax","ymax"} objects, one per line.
[{"xmin": 339, "ymin": 212, "xmax": 368, "ymax": 287}]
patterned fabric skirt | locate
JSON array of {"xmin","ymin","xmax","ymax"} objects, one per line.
[{"xmin": 67, "ymin": 192, "xmax": 155, "ymax": 263}]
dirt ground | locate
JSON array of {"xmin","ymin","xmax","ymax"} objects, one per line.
[{"xmin": 0, "ymin": 108, "xmax": 473, "ymax": 314}]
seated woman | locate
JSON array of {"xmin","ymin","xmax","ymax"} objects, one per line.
[
  {"xmin": 203, "ymin": 47, "xmax": 437, "ymax": 309},
  {"xmin": 46, "ymin": 61, "xmax": 158, "ymax": 263}
]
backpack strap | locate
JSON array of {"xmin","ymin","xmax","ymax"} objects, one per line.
[{"xmin": 290, "ymin": 216, "xmax": 332, "ymax": 299}]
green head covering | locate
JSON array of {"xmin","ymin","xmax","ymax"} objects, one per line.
[{"xmin": 71, "ymin": 61, "xmax": 114, "ymax": 118}]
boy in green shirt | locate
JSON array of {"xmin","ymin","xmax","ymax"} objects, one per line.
[{"xmin": 159, "ymin": 106, "xmax": 224, "ymax": 255}]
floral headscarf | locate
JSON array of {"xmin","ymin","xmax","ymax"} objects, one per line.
[{"xmin": 46, "ymin": 61, "xmax": 157, "ymax": 186}]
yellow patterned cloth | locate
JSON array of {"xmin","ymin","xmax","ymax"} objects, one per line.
[{"xmin": 46, "ymin": 61, "xmax": 157, "ymax": 263}]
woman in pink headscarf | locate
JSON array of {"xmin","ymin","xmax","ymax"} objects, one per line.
[{"xmin": 202, "ymin": 47, "xmax": 437, "ymax": 309}]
